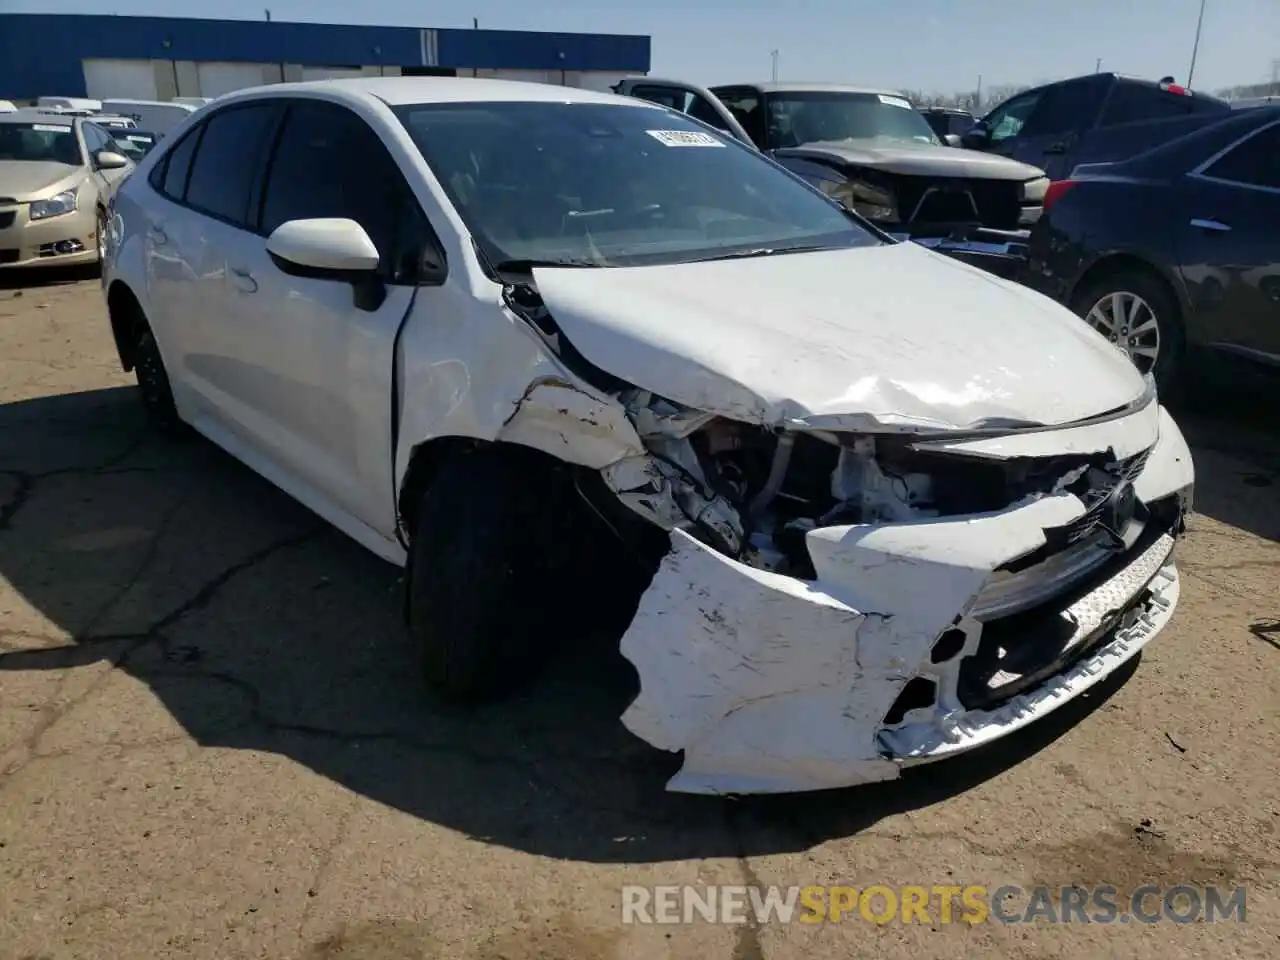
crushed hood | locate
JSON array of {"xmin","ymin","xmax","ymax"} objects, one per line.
[
  {"xmin": 0, "ymin": 161, "xmax": 82, "ymax": 201},
  {"xmin": 532, "ymin": 242, "xmax": 1147, "ymax": 432},
  {"xmin": 775, "ymin": 140, "xmax": 1044, "ymax": 181}
]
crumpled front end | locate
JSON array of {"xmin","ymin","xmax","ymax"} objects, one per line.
[{"xmin": 603, "ymin": 393, "xmax": 1193, "ymax": 794}]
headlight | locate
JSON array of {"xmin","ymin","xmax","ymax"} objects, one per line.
[
  {"xmin": 820, "ymin": 178, "xmax": 898, "ymax": 223},
  {"xmin": 29, "ymin": 189, "xmax": 78, "ymax": 221},
  {"xmin": 1020, "ymin": 176, "xmax": 1050, "ymax": 203}
]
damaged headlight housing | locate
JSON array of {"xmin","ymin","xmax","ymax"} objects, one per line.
[{"xmin": 819, "ymin": 177, "xmax": 898, "ymax": 224}]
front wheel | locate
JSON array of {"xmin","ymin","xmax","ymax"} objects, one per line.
[
  {"xmin": 1072, "ymin": 269, "xmax": 1185, "ymax": 393},
  {"xmin": 134, "ymin": 327, "xmax": 187, "ymax": 437},
  {"xmin": 407, "ymin": 448, "xmax": 578, "ymax": 701}
]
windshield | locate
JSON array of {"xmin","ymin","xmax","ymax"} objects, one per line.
[
  {"xmin": 392, "ymin": 101, "xmax": 880, "ymax": 268},
  {"xmin": 765, "ymin": 91, "xmax": 941, "ymax": 148},
  {"xmin": 0, "ymin": 122, "xmax": 82, "ymax": 164}
]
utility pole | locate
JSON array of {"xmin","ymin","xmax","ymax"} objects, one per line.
[
  {"xmin": 1188, "ymin": 0, "xmax": 1207, "ymax": 87},
  {"xmin": 770, "ymin": 49, "xmax": 779, "ymax": 82},
  {"xmin": 975, "ymin": 73, "xmax": 982, "ymax": 111},
  {"xmin": 1095, "ymin": 58, "xmax": 1102, "ymax": 73}
]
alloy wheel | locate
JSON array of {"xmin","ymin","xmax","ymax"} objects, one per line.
[{"xmin": 1085, "ymin": 290, "xmax": 1160, "ymax": 375}]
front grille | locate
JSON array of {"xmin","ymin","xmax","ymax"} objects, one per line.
[
  {"xmin": 887, "ymin": 174, "xmax": 1022, "ymax": 231},
  {"xmin": 0, "ymin": 211, "xmax": 15, "ymax": 230}
]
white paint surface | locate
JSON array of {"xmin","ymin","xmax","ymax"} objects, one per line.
[{"xmin": 82, "ymin": 60, "xmax": 159, "ymax": 101}]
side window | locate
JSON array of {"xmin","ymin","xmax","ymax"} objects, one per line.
[
  {"xmin": 150, "ymin": 126, "xmax": 202, "ymax": 201},
  {"xmin": 1100, "ymin": 84, "xmax": 1194, "ymax": 126},
  {"xmin": 1020, "ymin": 79, "xmax": 1107, "ymax": 138},
  {"xmin": 183, "ymin": 103, "xmax": 279, "ymax": 226},
  {"xmin": 986, "ymin": 91, "xmax": 1041, "ymax": 143},
  {"xmin": 82, "ymin": 123, "xmax": 107, "ymax": 154},
  {"xmin": 686, "ymin": 94, "xmax": 731, "ymax": 133},
  {"xmin": 712, "ymin": 87, "xmax": 765, "ymax": 146},
  {"xmin": 259, "ymin": 100, "xmax": 432, "ymax": 283},
  {"xmin": 1203, "ymin": 124, "xmax": 1280, "ymax": 190}
]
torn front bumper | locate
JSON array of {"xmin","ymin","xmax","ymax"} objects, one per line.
[{"xmin": 617, "ymin": 405, "xmax": 1194, "ymax": 795}]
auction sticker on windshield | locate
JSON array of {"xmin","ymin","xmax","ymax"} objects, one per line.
[
  {"xmin": 877, "ymin": 95, "xmax": 913, "ymax": 109},
  {"xmin": 32, "ymin": 124, "xmax": 72, "ymax": 132},
  {"xmin": 646, "ymin": 130, "xmax": 725, "ymax": 147}
]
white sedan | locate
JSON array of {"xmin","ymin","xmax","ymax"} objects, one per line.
[{"xmin": 103, "ymin": 78, "xmax": 1194, "ymax": 795}]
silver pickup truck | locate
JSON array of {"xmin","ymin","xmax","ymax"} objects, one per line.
[{"xmin": 615, "ymin": 77, "xmax": 1050, "ymax": 278}]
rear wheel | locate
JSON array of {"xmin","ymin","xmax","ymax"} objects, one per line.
[
  {"xmin": 134, "ymin": 327, "xmax": 187, "ymax": 437},
  {"xmin": 1072, "ymin": 268, "xmax": 1185, "ymax": 393}
]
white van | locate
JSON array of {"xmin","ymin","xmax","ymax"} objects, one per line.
[
  {"xmin": 37, "ymin": 96, "xmax": 103, "ymax": 113},
  {"xmin": 100, "ymin": 99, "xmax": 198, "ymax": 136},
  {"xmin": 0, "ymin": 100, "xmax": 17, "ymax": 114}
]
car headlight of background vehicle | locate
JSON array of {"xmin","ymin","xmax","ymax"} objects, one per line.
[
  {"xmin": 819, "ymin": 177, "xmax": 898, "ymax": 223},
  {"xmin": 29, "ymin": 189, "xmax": 78, "ymax": 221}
]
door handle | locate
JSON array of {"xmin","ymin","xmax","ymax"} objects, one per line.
[
  {"xmin": 230, "ymin": 267, "xmax": 258, "ymax": 294},
  {"xmin": 1190, "ymin": 218, "xmax": 1231, "ymax": 233},
  {"xmin": 147, "ymin": 225, "xmax": 168, "ymax": 245}
]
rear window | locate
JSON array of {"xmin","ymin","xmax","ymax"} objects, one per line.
[{"xmin": 1100, "ymin": 83, "xmax": 1222, "ymax": 126}]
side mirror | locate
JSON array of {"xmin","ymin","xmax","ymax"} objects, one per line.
[
  {"xmin": 95, "ymin": 150, "xmax": 130, "ymax": 170},
  {"xmin": 943, "ymin": 133, "xmax": 962, "ymax": 147},
  {"xmin": 960, "ymin": 123, "xmax": 990, "ymax": 149},
  {"xmin": 267, "ymin": 218, "xmax": 385, "ymax": 310}
]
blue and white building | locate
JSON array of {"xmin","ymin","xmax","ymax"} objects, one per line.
[{"xmin": 0, "ymin": 14, "xmax": 651, "ymax": 101}]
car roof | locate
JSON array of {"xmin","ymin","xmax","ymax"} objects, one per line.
[{"xmin": 216, "ymin": 76, "xmax": 652, "ymax": 108}]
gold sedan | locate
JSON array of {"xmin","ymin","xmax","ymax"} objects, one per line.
[{"xmin": 0, "ymin": 111, "xmax": 134, "ymax": 270}]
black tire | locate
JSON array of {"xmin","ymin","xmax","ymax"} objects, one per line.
[
  {"xmin": 134, "ymin": 327, "xmax": 187, "ymax": 437},
  {"xmin": 1071, "ymin": 268, "xmax": 1186, "ymax": 395},
  {"xmin": 407, "ymin": 447, "xmax": 580, "ymax": 701}
]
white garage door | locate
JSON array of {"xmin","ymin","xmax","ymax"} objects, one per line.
[
  {"xmin": 83, "ymin": 60, "xmax": 158, "ymax": 101},
  {"xmin": 197, "ymin": 62, "xmax": 270, "ymax": 98},
  {"xmin": 300, "ymin": 67, "xmax": 365, "ymax": 82}
]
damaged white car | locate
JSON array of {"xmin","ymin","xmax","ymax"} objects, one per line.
[{"xmin": 103, "ymin": 78, "xmax": 1194, "ymax": 795}]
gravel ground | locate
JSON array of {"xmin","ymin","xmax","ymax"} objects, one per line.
[{"xmin": 0, "ymin": 269, "xmax": 1277, "ymax": 960}]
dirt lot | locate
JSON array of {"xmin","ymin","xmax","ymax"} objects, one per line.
[{"xmin": 0, "ymin": 270, "xmax": 1277, "ymax": 960}]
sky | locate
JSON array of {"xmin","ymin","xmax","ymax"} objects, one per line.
[{"xmin": 7, "ymin": 0, "xmax": 1280, "ymax": 94}]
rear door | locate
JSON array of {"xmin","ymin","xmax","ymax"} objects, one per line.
[
  {"xmin": 613, "ymin": 78, "xmax": 755, "ymax": 147},
  {"xmin": 1177, "ymin": 120, "xmax": 1280, "ymax": 370},
  {"xmin": 1004, "ymin": 76, "xmax": 1110, "ymax": 177}
]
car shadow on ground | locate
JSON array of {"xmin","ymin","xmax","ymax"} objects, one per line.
[
  {"xmin": 0, "ymin": 384, "xmax": 1242, "ymax": 866},
  {"xmin": 0, "ymin": 264, "xmax": 99, "ymax": 290}
]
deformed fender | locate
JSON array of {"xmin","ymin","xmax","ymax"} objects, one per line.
[{"xmin": 498, "ymin": 379, "xmax": 646, "ymax": 468}]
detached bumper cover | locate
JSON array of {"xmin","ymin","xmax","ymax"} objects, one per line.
[{"xmin": 618, "ymin": 405, "xmax": 1194, "ymax": 795}]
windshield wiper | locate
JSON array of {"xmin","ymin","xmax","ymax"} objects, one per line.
[
  {"xmin": 489, "ymin": 257, "xmax": 603, "ymax": 273},
  {"xmin": 688, "ymin": 243, "xmax": 837, "ymax": 263}
]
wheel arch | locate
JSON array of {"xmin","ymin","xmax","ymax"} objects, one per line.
[
  {"xmin": 1067, "ymin": 252, "xmax": 1190, "ymax": 328},
  {"xmin": 105, "ymin": 279, "xmax": 147, "ymax": 372}
]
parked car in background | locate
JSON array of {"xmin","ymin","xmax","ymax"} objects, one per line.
[
  {"xmin": 0, "ymin": 111, "xmax": 133, "ymax": 268},
  {"xmin": 1232, "ymin": 95, "xmax": 1280, "ymax": 109},
  {"xmin": 87, "ymin": 114, "xmax": 139, "ymax": 131},
  {"xmin": 615, "ymin": 77, "xmax": 1048, "ymax": 278},
  {"xmin": 963, "ymin": 74, "xmax": 1232, "ymax": 179},
  {"xmin": 1023, "ymin": 107, "xmax": 1280, "ymax": 393},
  {"xmin": 920, "ymin": 107, "xmax": 974, "ymax": 142},
  {"xmin": 171, "ymin": 97, "xmax": 213, "ymax": 108},
  {"xmin": 37, "ymin": 96, "xmax": 102, "ymax": 114},
  {"xmin": 0, "ymin": 100, "xmax": 17, "ymax": 114},
  {"xmin": 112, "ymin": 130, "xmax": 159, "ymax": 161},
  {"xmin": 103, "ymin": 77, "xmax": 1194, "ymax": 796},
  {"xmin": 100, "ymin": 99, "xmax": 199, "ymax": 136}
]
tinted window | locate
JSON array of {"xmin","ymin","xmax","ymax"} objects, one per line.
[
  {"xmin": 1100, "ymin": 84, "xmax": 1196, "ymax": 126},
  {"xmin": 152, "ymin": 127, "xmax": 201, "ymax": 200},
  {"xmin": 1020, "ymin": 79, "xmax": 1107, "ymax": 137},
  {"xmin": 686, "ymin": 94, "xmax": 731, "ymax": 133},
  {"xmin": 260, "ymin": 101, "xmax": 429, "ymax": 282},
  {"xmin": 1203, "ymin": 123, "xmax": 1280, "ymax": 189},
  {"xmin": 393, "ymin": 101, "xmax": 877, "ymax": 268},
  {"xmin": 986, "ymin": 91, "xmax": 1041, "ymax": 143},
  {"xmin": 82, "ymin": 123, "xmax": 108, "ymax": 153},
  {"xmin": 711, "ymin": 87, "xmax": 765, "ymax": 145},
  {"xmin": 628, "ymin": 86, "xmax": 688, "ymax": 111},
  {"xmin": 184, "ymin": 103, "xmax": 278, "ymax": 225}
]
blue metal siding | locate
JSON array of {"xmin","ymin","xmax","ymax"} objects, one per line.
[{"xmin": 0, "ymin": 14, "xmax": 650, "ymax": 99}]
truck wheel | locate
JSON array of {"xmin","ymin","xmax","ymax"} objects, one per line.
[
  {"xmin": 1072, "ymin": 268, "xmax": 1186, "ymax": 394},
  {"xmin": 134, "ymin": 327, "xmax": 187, "ymax": 437},
  {"xmin": 407, "ymin": 447, "xmax": 574, "ymax": 702}
]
